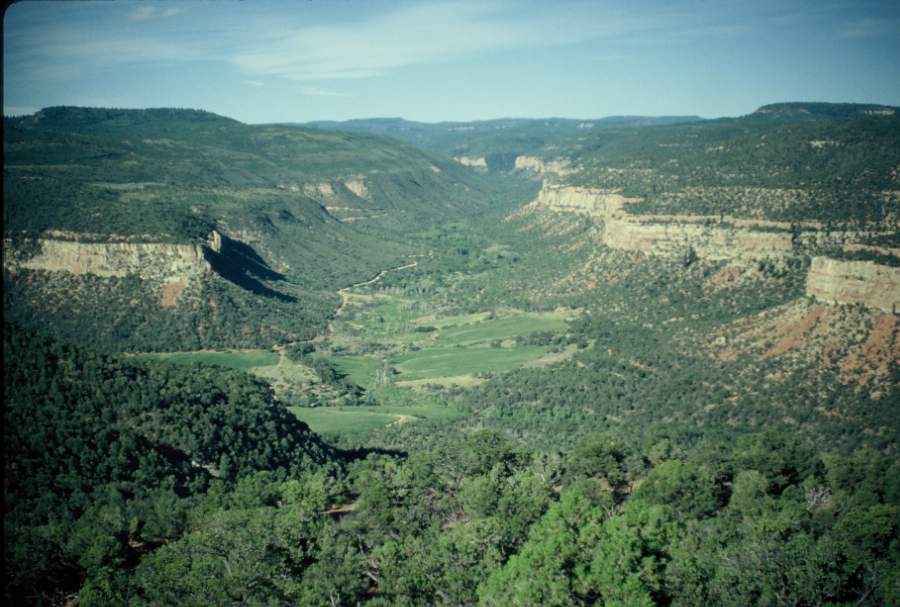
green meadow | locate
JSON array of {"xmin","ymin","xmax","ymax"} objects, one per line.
[
  {"xmin": 289, "ymin": 400, "xmax": 462, "ymax": 434},
  {"xmin": 392, "ymin": 344, "xmax": 551, "ymax": 381},
  {"xmin": 288, "ymin": 407, "xmax": 402, "ymax": 434},
  {"xmin": 135, "ymin": 269, "xmax": 578, "ymax": 434},
  {"xmin": 326, "ymin": 285, "xmax": 578, "ymax": 389}
]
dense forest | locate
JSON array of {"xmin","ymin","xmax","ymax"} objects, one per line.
[
  {"xmin": 5, "ymin": 323, "xmax": 899, "ymax": 605},
  {"xmin": 4, "ymin": 104, "xmax": 899, "ymax": 605}
]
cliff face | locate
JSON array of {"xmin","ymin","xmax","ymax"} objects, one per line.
[
  {"xmin": 343, "ymin": 178, "xmax": 369, "ymax": 198},
  {"xmin": 514, "ymin": 156, "xmax": 574, "ymax": 176},
  {"xmin": 530, "ymin": 182, "xmax": 892, "ymax": 261},
  {"xmin": 454, "ymin": 156, "xmax": 487, "ymax": 168},
  {"xmin": 3, "ymin": 238, "xmax": 210, "ymax": 281},
  {"xmin": 530, "ymin": 183, "xmax": 796, "ymax": 260},
  {"xmin": 3, "ymin": 234, "xmax": 216, "ymax": 309},
  {"xmin": 526, "ymin": 182, "xmax": 900, "ymax": 312},
  {"xmin": 806, "ymin": 257, "xmax": 900, "ymax": 313},
  {"xmin": 529, "ymin": 182, "xmax": 635, "ymax": 216},
  {"xmin": 601, "ymin": 217, "xmax": 795, "ymax": 260}
]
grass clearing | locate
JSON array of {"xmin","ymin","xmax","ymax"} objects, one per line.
[
  {"xmin": 326, "ymin": 284, "xmax": 581, "ymax": 390},
  {"xmin": 395, "ymin": 374, "xmax": 486, "ymax": 389},
  {"xmin": 330, "ymin": 355, "xmax": 383, "ymax": 388},
  {"xmin": 289, "ymin": 401, "xmax": 461, "ymax": 434},
  {"xmin": 392, "ymin": 344, "xmax": 551, "ymax": 380},
  {"xmin": 439, "ymin": 314, "xmax": 568, "ymax": 345},
  {"xmin": 327, "ymin": 343, "xmax": 555, "ymax": 389}
]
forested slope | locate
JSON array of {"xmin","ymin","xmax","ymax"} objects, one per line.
[
  {"xmin": 3, "ymin": 323, "xmax": 339, "ymax": 603},
  {"xmin": 3, "ymin": 107, "xmax": 533, "ymax": 351}
]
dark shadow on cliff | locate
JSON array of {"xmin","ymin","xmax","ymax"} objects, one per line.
[{"xmin": 204, "ymin": 234, "xmax": 296, "ymax": 302}]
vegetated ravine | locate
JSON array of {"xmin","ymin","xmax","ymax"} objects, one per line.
[{"xmin": 4, "ymin": 103, "xmax": 899, "ymax": 606}]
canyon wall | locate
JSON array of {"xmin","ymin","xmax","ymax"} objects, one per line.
[
  {"xmin": 530, "ymin": 183, "xmax": 797, "ymax": 260},
  {"xmin": 529, "ymin": 182, "xmax": 900, "ymax": 311},
  {"xmin": 514, "ymin": 156, "xmax": 574, "ymax": 176},
  {"xmin": 805, "ymin": 257, "xmax": 900, "ymax": 313},
  {"xmin": 529, "ymin": 183, "xmax": 635, "ymax": 216},
  {"xmin": 601, "ymin": 217, "xmax": 795, "ymax": 260},
  {"xmin": 531, "ymin": 183, "xmax": 892, "ymax": 261},
  {"xmin": 343, "ymin": 178, "xmax": 369, "ymax": 198},
  {"xmin": 453, "ymin": 156, "xmax": 487, "ymax": 168},
  {"xmin": 3, "ymin": 236, "xmax": 211, "ymax": 282}
]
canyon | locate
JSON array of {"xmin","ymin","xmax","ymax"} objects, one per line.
[{"xmin": 528, "ymin": 182, "xmax": 900, "ymax": 312}]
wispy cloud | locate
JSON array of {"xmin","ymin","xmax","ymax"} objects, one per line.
[
  {"xmin": 298, "ymin": 86, "xmax": 355, "ymax": 98},
  {"xmin": 40, "ymin": 37, "xmax": 212, "ymax": 64},
  {"xmin": 129, "ymin": 6, "xmax": 184, "ymax": 22},
  {"xmin": 839, "ymin": 16, "xmax": 900, "ymax": 39},
  {"xmin": 230, "ymin": 1, "xmax": 603, "ymax": 81},
  {"xmin": 245, "ymin": 80, "xmax": 265, "ymax": 88},
  {"xmin": 5, "ymin": 0, "xmax": 764, "ymax": 86}
]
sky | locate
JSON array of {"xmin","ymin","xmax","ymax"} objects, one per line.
[{"xmin": 4, "ymin": 0, "xmax": 900, "ymax": 123}]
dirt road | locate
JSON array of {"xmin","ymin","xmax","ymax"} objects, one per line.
[{"xmin": 318, "ymin": 261, "xmax": 418, "ymax": 340}]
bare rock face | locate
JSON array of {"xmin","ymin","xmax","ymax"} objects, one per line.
[
  {"xmin": 514, "ymin": 156, "xmax": 574, "ymax": 176},
  {"xmin": 3, "ymin": 238, "xmax": 210, "ymax": 280},
  {"xmin": 601, "ymin": 217, "xmax": 796, "ymax": 260},
  {"xmin": 343, "ymin": 178, "xmax": 369, "ymax": 198},
  {"xmin": 453, "ymin": 156, "xmax": 488, "ymax": 168},
  {"xmin": 207, "ymin": 230, "xmax": 223, "ymax": 254},
  {"xmin": 302, "ymin": 182, "xmax": 335, "ymax": 197},
  {"xmin": 806, "ymin": 257, "xmax": 900, "ymax": 313},
  {"xmin": 530, "ymin": 182, "xmax": 634, "ymax": 216},
  {"xmin": 2, "ymin": 233, "xmax": 221, "ymax": 308},
  {"xmin": 529, "ymin": 183, "xmax": 796, "ymax": 261},
  {"xmin": 527, "ymin": 183, "xmax": 896, "ymax": 271},
  {"xmin": 525, "ymin": 183, "xmax": 900, "ymax": 312}
]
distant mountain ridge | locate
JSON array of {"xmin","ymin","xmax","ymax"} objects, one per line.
[
  {"xmin": 15, "ymin": 105, "xmax": 239, "ymax": 130},
  {"xmin": 302, "ymin": 115, "xmax": 704, "ymax": 170},
  {"xmin": 302, "ymin": 103, "xmax": 900, "ymax": 173},
  {"xmin": 748, "ymin": 101, "xmax": 898, "ymax": 121},
  {"xmin": 303, "ymin": 114, "xmax": 704, "ymax": 138}
]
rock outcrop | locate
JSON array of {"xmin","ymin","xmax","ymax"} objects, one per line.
[
  {"xmin": 514, "ymin": 156, "xmax": 574, "ymax": 176},
  {"xmin": 527, "ymin": 182, "xmax": 900, "ymax": 311},
  {"xmin": 805, "ymin": 257, "xmax": 900, "ymax": 313},
  {"xmin": 453, "ymin": 156, "xmax": 487, "ymax": 168},
  {"xmin": 302, "ymin": 182, "xmax": 335, "ymax": 197},
  {"xmin": 529, "ymin": 183, "xmax": 635, "ymax": 216},
  {"xmin": 344, "ymin": 178, "xmax": 369, "ymax": 198},
  {"xmin": 601, "ymin": 217, "xmax": 795, "ymax": 260},
  {"xmin": 529, "ymin": 182, "xmax": 893, "ymax": 263},
  {"xmin": 3, "ymin": 237, "xmax": 210, "ymax": 281}
]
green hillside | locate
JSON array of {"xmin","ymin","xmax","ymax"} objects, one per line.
[
  {"xmin": 5, "ymin": 106, "xmax": 526, "ymax": 236},
  {"xmin": 306, "ymin": 105, "xmax": 900, "ymax": 226},
  {"xmin": 3, "ymin": 107, "xmax": 534, "ymax": 352},
  {"xmin": 563, "ymin": 108, "xmax": 900, "ymax": 228},
  {"xmin": 3, "ymin": 323, "xmax": 340, "ymax": 602}
]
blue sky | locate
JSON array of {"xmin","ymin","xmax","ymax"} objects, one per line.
[{"xmin": 4, "ymin": 0, "xmax": 899, "ymax": 123}]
